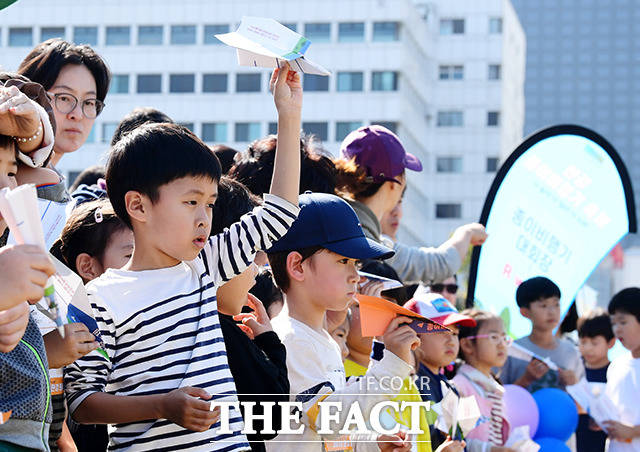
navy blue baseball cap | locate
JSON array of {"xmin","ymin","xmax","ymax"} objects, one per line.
[{"xmin": 267, "ymin": 192, "xmax": 394, "ymax": 260}]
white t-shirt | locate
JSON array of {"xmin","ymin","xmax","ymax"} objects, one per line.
[{"xmin": 606, "ymin": 354, "xmax": 640, "ymax": 452}]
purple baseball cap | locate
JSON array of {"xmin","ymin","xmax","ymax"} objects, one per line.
[{"xmin": 340, "ymin": 125, "xmax": 423, "ymax": 183}]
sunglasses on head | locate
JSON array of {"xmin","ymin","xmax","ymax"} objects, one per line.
[{"xmin": 431, "ymin": 283, "xmax": 458, "ymax": 294}]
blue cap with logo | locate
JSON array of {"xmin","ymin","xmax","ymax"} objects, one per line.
[{"xmin": 267, "ymin": 192, "xmax": 394, "ymax": 260}]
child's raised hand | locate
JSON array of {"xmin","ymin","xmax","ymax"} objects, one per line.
[
  {"xmin": 558, "ymin": 368, "xmax": 578, "ymax": 386},
  {"xmin": 160, "ymin": 387, "xmax": 220, "ymax": 432},
  {"xmin": 0, "ymin": 86, "xmax": 41, "ymax": 142},
  {"xmin": 382, "ymin": 316, "xmax": 420, "ymax": 364},
  {"xmin": 270, "ymin": 63, "xmax": 302, "ymax": 116},
  {"xmin": 233, "ymin": 294, "xmax": 273, "ymax": 340},
  {"xmin": 0, "ymin": 302, "xmax": 30, "ymax": 353},
  {"xmin": 0, "ymin": 244, "xmax": 56, "ymax": 309},
  {"xmin": 377, "ymin": 430, "xmax": 411, "ymax": 452},
  {"xmin": 43, "ymin": 322, "xmax": 99, "ymax": 368}
]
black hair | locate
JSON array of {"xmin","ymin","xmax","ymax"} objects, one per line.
[
  {"xmin": 211, "ymin": 145, "xmax": 239, "ymax": 175},
  {"xmin": 70, "ymin": 165, "xmax": 105, "ymax": 192},
  {"xmin": 110, "ymin": 107, "xmax": 174, "ymax": 147},
  {"xmin": 210, "ymin": 176, "xmax": 261, "ymax": 236},
  {"xmin": 18, "ymin": 38, "xmax": 111, "ymax": 103},
  {"xmin": 558, "ymin": 301, "xmax": 578, "ymax": 334},
  {"xmin": 249, "ymin": 269, "xmax": 284, "ymax": 317},
  {"xmin": 577, "ymin": 308, "xmax": 614, "ymax": 341},
  {"xmin": 0, "ymin": 135, "xmax": 16, "ymax": 153},
  {"xmin": 268, "ymin": 246, "xmax": 325, "ymax": 292},
  {"xmin": 229, "ymin": 134, "xmax": 336, "ymax": 196},
  {"xmin": 359, "ymin": 259, "xmax": 408, "ymax": 305},
  {"xmin": 608, "ymin": 287, "xmax": 640, "ymax": 323},
  {"xmin": 105, "ymin": 122, "xmax": 222, "ymax": 228},
  {"xmin": 516, "ymin": 276, "xmax": 562, "ymax": 308}
]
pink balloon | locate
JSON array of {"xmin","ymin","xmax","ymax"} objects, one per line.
[{"xmin": 503, "ymin": 384, "xmax": 539, "ymax": 437}]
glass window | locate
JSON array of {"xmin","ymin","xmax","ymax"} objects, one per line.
[
  {"xmin": 110, "ymin": 74, "xmax": 129, "ymax": 94},
  {"xmin": 439, "ymin": 65, "xmax": 464, "ymax": 80},
  {"xmin": 73, "ymin": 26, "xmax": 97, "ymax": 45},
  {"xmin": 487, "ymin": 111, "xmax": 500, "ymax": 126},
  {"xmin": 337, "ymin": 72, "xmax": 363, "ymax": 91},
  {"xmin": 102, "ymin": 122, "xmax": 118, "ymax": 143},
  {"xmin": 372, "ymin": 22, "xmax": 399, "ymax": 42},
  {"xmin": 436, "ymin": 111, "xmax": 463, "ymax": 127},
  {"xmin": 489, "ymin": 17, "xmax": 503, "ymax": 34},
  {"xmin": 137, "ymin": 74, "xmax": 162, "ymax": 93},
  {"xmin": 236, "ymin": 74, "xmax": 261, "ymax": 92},
  {"xmin": 171, "ymin": 25, "xmax": 196, "ymax": 44},
  {"xmin": 268, "ymin": 122, "xmax": 278, "ymax": 135},
  {"xmin": 436, "ymin": 203, "xmax": 462, "ymax": 219},
  {"xmin": 436, "ymin": 157, "xmax": 463, "ymax": 173},
  {"xmin": 336, "ymin": 121, "xmax": 362, "ymax": 141},
  {"xmin": 203, "ymin": 74, "xmax": 228, "ymax": 93},
  {"xmin": 304, "ymin": 23, "xmax": 331, "ymax": 42},
  {"xmin": 486, "ymin": 157, "xmax": 499, "ymax": 172},
  {"xmin": 178, "ymin": 122, "xmax": 194, "ymax": 132},
  {"xmin": 235, "ymin": 122, "xmax": 261, "ymax": 142},
  {"xmin": 106, "ymin": 26, "xmax": 130, "ymax": 45},
  {"xmin": 138, "ymin": 25, "xmax": 163, "ymax": 45},
  {"xmin": 303, "ymin": 74, "xmax": 329, "ymax": 91},
  {"xmin": 9, "ymin": 27, "xmax": 32, "ymax": 47},
  {"xmin": 372, "ymin": 121, "xmax": 398, "ymax": 133},
  {"xmin": 338, "ymin": 22, "xmax": 365, "ymax": 42},
  {"xmin": 488, "ymin": 64, "xmax": 501, "ymax": 80},
  {"xmin": 440, "ymin": 19, "xmax": 465, "ymax": 35},
  {"xmin": 170, "ymin": 74, "xmax": 195, "ymax": 93},
  {"xmin": 40, "ymin": 27, "xmax": 65, "ymax": 42},
  {"xmin": 202, "ymin": 123, "xmax": 228, "ymax": 142},
  {"xmin": 204, "ymin": 24, "xmax": 229, "ymax": 44},
  {"xmin": 282, "ymin": 23, "xmax": 297, "ymax": 32},
  {"xmin": 302, "ymin": 122, "xmax": 328, "ymax": 141},
  {"xmin": 372, "ymin": 71, "xmax": 398, "ymax": 91}
]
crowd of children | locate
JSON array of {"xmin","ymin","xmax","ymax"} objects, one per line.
[{"xmin": 0, "ymin": 36, "xmax": 639, "ymax": 452}]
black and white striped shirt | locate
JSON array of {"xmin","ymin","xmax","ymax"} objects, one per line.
[{"xmin": 65, "ymin": 194, "xmax": 299, "ymax": 452}]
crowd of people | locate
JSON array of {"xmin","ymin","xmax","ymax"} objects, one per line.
[{"xmin": 0, "ymin": 37, "xmax": 639, "ymax": 452}]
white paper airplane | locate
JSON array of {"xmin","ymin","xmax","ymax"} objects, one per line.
[{"xmin": 215, "ymin": 16, "xmax": 330, "ymax": 76}]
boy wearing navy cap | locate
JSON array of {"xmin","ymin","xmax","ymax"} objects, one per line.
[{"xmin": 266, "ymin": 192, "xmax": 419, "ymax": 452}]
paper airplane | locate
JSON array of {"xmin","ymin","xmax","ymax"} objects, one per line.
[
  {"xmin": 508, "ymin": 342, "xmax": 559, "ymax": 371},
  {"xmin": 0, "ymin": 411, "xmax": 11, "ymax": 424},
  {"xmin": 358, "ymin": 271, "xmax": 403, "ymax": 291},
  {"xmin": 215, "ymin": 16, "xmax": 330, "ymax": 76},
  {"xmin": 357, "ymin": 294, "xmax": 449, "ymax": 337},
  {"xmin": 432, "ymin": 384, "xmax": 481, "ymax": 439}
]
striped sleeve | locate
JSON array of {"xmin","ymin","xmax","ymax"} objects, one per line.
[
  {"xmin": 64, "ymin": 291, "xmax": 117, "ymax": 417},
  {"xmin": 203, "ymin": 193, "xmax": 299, "ymax": 285}
]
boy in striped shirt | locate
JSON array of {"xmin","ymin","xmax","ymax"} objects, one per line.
[{"xmin": 64, "ymin": 65, "xmax": 302, "ymax": 452}]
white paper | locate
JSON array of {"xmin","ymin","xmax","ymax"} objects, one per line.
[
  {"xmin": 432, "ymin": 385, "xmax": 480, "ymax": 438},
  {"xmin": 505, "ymin": 425, "xmax": 540, "ymax": 452},
  {"xmin": 508, "ymin": 342, "xmax": 559, "ymax": 371},
  {"xmin": 358, "ymin": 271, "xmax": 403, "ymax": 291},
  {"xmin": 6, "ymin": 197, "xmax": 68, "ymax": 250}
]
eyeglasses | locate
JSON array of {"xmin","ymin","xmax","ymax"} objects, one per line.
[
  {"xmin": 48, "ymin": 92, "xmax": 104, "ymax": 118},
  {"xmin": 465, "ymin": 333, "xmax": 513, "ymax": 345},
  {"xmin": 431, "ymin": 283, "xmax": 458, "ymax": 294}
]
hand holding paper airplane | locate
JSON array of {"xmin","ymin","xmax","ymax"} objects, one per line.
[{"xmin": 216, "ymin": 16, "xmax": 330, "ymax": 75}]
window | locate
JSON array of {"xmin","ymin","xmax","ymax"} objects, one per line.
[
  {"xmin": 171, "ymin": 25, "xmax": 196, "ymax": 44},
  {"xmin": 268, "ymin": 122, "xmax": 278, "ymax": 135},
  {"xmin": 204, "ymin": 24, "xmax": 229, "ymax": 44},
  {"xmin": 489, "ymin": 17, "xmax": 503, "ymax": 34},
  {"xmin": 303, "ymin": 74, "xmax": 329, "ymax": 91},
  {"xmin": 170, "ymin": 74, "xmax": 195, "ymax": 93},
  {"xmin": 372, "ymin": 121, "xmax": 398, "ymax": 133},
  {"xmin": 488, "ymin": 64, "xmax": 501, "ymax": 80},
  {"xmin": 203, "ymin": 74, "xmax": 228, "ymax": 92},
  {"xmin": 304, "ymin": 23, "xmax": 331, "ymax": 42},
  {"xmin": 439, "ymin": 65, "xmax": 464, "ymax": 80},
  {"xmin": 336, "ymin": 121, "xmax": 362, "ymax": 141},
  {"xmin": 102, "ymin": 122, "xmax": 118, "ymax": 143},
  {"xmin": 137, "ymin": 74, "xmax": 162, "ymax": 93},
  {"xmin": 110, "ymin": 74, "xmax": 129, "ymax": 94},
  {"xmin": 487, "ymin": 111, "xmax": 500, "ymax": 126},
  {"xmin": 236, "ymin": 74, "xmax": 261, "ymax": 92},
  {"xmin": 436, "ymin": 203, "xmax": 462, "ymax": 219},
  {"xmin": 372, "ymin": 71, "xmax": 398, "ymax": 91},
  {"xmin": 73, "ymin": 26, "xmax": 97, "ymax": 45},
  {"xmin": 9, "ymin": 27, "xmax": 32, "ymax": 47},
  {"xmin": 302, "ymin": 122, "xmax": 328, "ymax": 141},
  {"xmin": 338, "ymin": 22, "xmax": 365, "ymax": 42},
  {"xmin": 202, "ymin": 123, "xmax": 228, "ymax": 142},
  {"xmin": 138, "ymin": 25, "xmax": 163, "ymax": 45},
  {"xmin": 372, "ymin": 22, "xmax": 399, "ymax": 41},
  {"xmin": 40, "ymin": 27, "xmax": 65, "ymax": 42},
  {"xmin": 437, "ymin": 111, "xmax": 463, "ymax": 127},
  {"xmin": 235, "ymin": 122, "xmax": 261, "ymax": 142},
  {"xmin": 440, "ymin": 19, "xmax": 465, "ymax": 35},
  {"xmin": 486, "ymin": 157, "xmax": 499, "ymax": 172},
  {"xmin": 106, "ymin": 26, "xmax": 130, "ymax": 45},
  {"xmin": 282, "ymin": 23, "xmax": 297, "ymax": 32},
  {"xmin": 436, "ymin": 157, "xmax": 463, "ymax": 173},
  {"xmin": 337, "ymin": 72, "xmax": 363, "ymax": 91},
  {"xmin": 178, "ymin": 123, "xmax": 194, "ymax": 132}
]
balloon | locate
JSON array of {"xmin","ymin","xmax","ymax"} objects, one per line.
[
  {"xmin": 533, "ymin": 388, "xmax": 578, "ymax": 441},
  {"xmin": 503, "ymin": 384, "xmax": 539, "ymax": 437},
  {"xmin": 535, "ymin": 436, "xmax": 570, "ymax": 452}
]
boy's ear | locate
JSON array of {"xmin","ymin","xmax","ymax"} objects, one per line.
[
  {"xmin": 76, "ymin": 253, "xmax": 103, "ymax": 282},
  {"xmin": 520, "ymin": 307, "xmax": 531, "ymax": 320},
  {"xmin": 459, "ymin": 337, "xmax": 475, "ymax": 359},
  {"xmin": 608, "ymin": 338, "xmax": 617, "ymax": 349},
  {"xmin": 125, "ymin": 190, "xmax": 148, "ymax": 224},
  {"xmin": 286, "ymin": 251, "xmax": 306, "ymax": 283}
]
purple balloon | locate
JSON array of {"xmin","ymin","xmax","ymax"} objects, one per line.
[{"xmin": 503, "ymin": 384, "xmax": 539, "ymax": 437}]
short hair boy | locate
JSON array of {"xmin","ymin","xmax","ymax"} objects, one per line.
[
  {"xmin": 603, "ymin": 288, "xmax": 640, "ymax": 449},
  {"xmin": 65, "ymin": 66, "xmax": 302, "ymax": 451},
  {"xmin": 499, "ymin": 276, "xmax": 585, "ymax": 392},
  {"xmin": 265, "ymin": 192, "xmax": 419, "ymax": 451}
]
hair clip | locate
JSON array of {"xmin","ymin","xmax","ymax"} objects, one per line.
[{"xmin": 94, "ymin": 207, "xmax": 103, "ymax": 223}]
